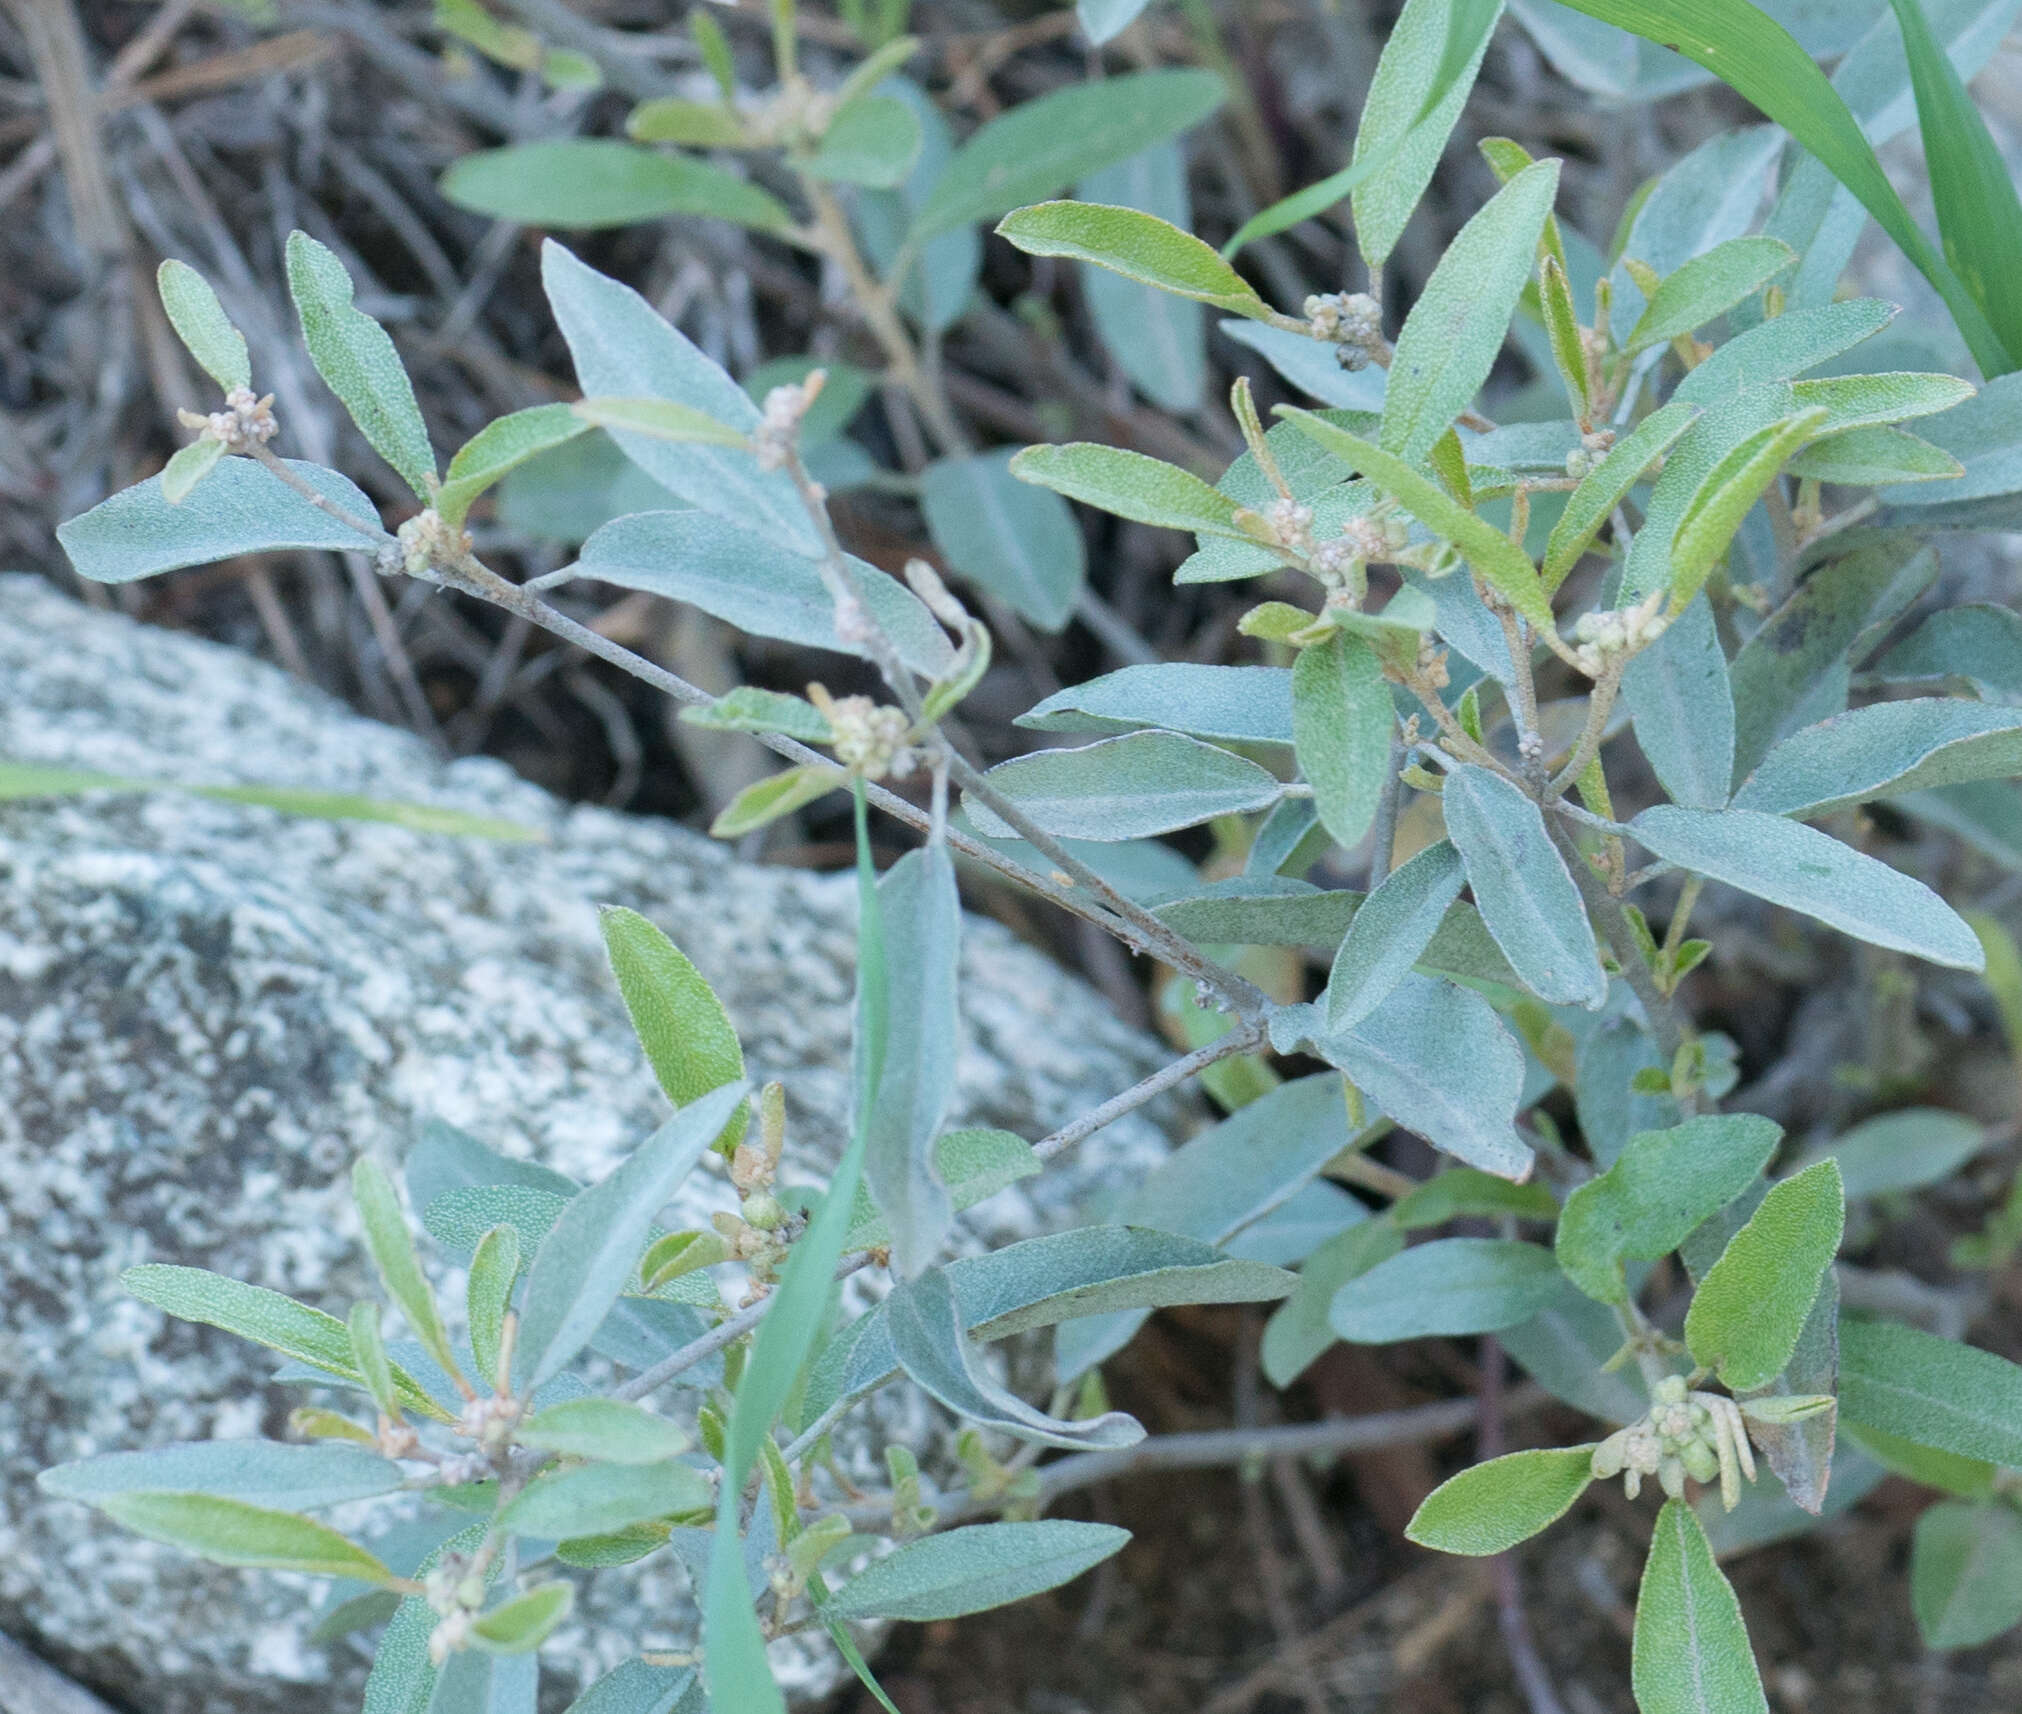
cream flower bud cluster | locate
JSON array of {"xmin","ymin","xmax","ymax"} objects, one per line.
[{"xmin": 1590, "ymin": 1374, "xmax": 1758, "ymax": 1509}]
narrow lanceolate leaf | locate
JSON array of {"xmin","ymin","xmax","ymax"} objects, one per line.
[
  {"xmin": 1555, "ymin": 1114, "xmax": 1781, "ymax": 1304},
  {"xmin": 160, "ymin": 438, "xmax": 226, "ymax": 505},
  {"xmin": 1621, "ymin": 594, "xmax": 1735, "ymax": 811},
  {"xmin": 1629, "ymin": 805, "xmax": 1985, "ymax": 971},
  {"xmin": 996, "ymin": 202, "xmax": 1271, "ymax": 317},
  {"xmin": 499, "ymin": 1460, "xmax": 713, "ymax": 1539},
  {"xmin": 157, "ymin": 259, "xmax": 251, "ymax": 392},
  {"xmin": 1732, "ymin": 700, "xmax": 2022, "ymax": 821},
  {"xmin": 1381, "ymin": 160, "xmax": 1561, "ymax": 463},
  {"xmin": 1406, "ymin": 1447, "xmax": 1598, "ymax": 1556},
  {"xmin": 863, "ymin": 844, "xmax": 961, "ymax": 1278},
  {"xmin": 1623, "ymin": 237, "xmax": 1795, "ymax": 353},
  {"xmin": 681, "ymin": 688, "xmax": 832, "ymax": 743},
  {"xmin": 437, "ymin": 405, "xmax": 589, "ymax": 529},
  {"xmin": 1441, "ymin": 765, "xmax": 1606, "ymax": 1008},
  {"xmin": 1076, "ymin": 142, "xmax": 1210, "ymax": 414},
  {"xmin": 1685, "ymin": 1160, "xmax": 1845, "ymax": 1392},
  {"xmin": 1792, "ymin": 1108, "xmax": 1990, "ymax": 1201},
  {"xmin": 59, "ymin": 457, "xmax": 385, "ymax": 584},
  {"xmin": 806, "ymin": 96, "xmax": 924, "ymax": 189},
  {"xmin": 921, "ymin": 450, "xmax": 1086, "ymax": 631},
  {"xmin": 1352, "ymin": 0, "xmax": 1508, "ymax": 270},
  {"xmin": 284, "ymin": 232, "xmax": 436, "ymax": 501},
  {"xmin": 1888, "ymin": 0, "xmax": 2022, "ymax": 369},
  {"xmin": 1540, "ymin": 255, "xmax": 1590, "ymax": 424},
  {"xmin": 1911, "ymin": 1500, "xmax": 2022, "ymax": 1650},
  {"xmin": 963, "ymin": 732, "xmax": 1283, "ymax": 841},
  {"xmin": 352, "ymin": 1156, "xmax": 458, "ymax": 1379},
  {"xmin": 39, "ymin": 1443, "xmax": 404, "ymax": 1512},
  {"xmin": 121, "ymin": 1264, "xmax": 448, "ymax": 1420},
  {"xmin": 1786, "ymin": 426, "xmax": 1961, "ymax": 485},
  {"xmin": 514, "ymin": 1082, "xmax": 746, "ymax": 1391},
  {"xmin": 1292, "ymin": 633, "xmax": 1395, "ymax": 851},
  {"xmin": 469, "ymin": 1583, "xmax": 575, "ymax": 1654},
  {"xmin": 598, "ymin": 907, "xmax": 746, "ymax": 1149},
  {"xmin": 1838, "ymin": 1319, "xmax": 2022, "ymax": 1467},
  {"xmin": 466, "ymin": 1224, "xmax": 520, "ymax": 1392},
  {"xmin": 1790, "ymin": 371, "xmax": 1977, "ymax": 432},
  {"xmin": 571, "ymin": 396, "xmax": 749, "ymax": 447},
  {"xmin": 710, "ymin": 764, "xmax": 845, "ymax": 838},
  {"xmin": 1542, "ymin": 401, "xmax": 1698, "ymax": 588},
  {"xmin": 1275, "ymin": 410, "xmax": 1554, "ymax": 628},
  {"xmin": 885, "ymin": 1266, "xmax": 1145, "ymax": 1449},
  {"xmin": 1392, "ymin": 1169, "xmax": 1558, "ymax": 1230},
  {"xmin": 1632, "ymin": 1500, "xmax": 1770, "ymax": 1714},
  {"xmin": 1668, "ymin": 409, "xmax": 1829, "ymax": 608},
  {"xmin": 1326, "ymin": 839, "xmax": 1466, "ymax": 1031},
  {"xmin": 826, "ymin": 1522, "xmax": 1131, "ymax": 1622},
  {"xmin": 1261, "ymin": 1220, "xmax": 1402, "ymax": 1387},
  {"xmin": 517, "ymin": 1398, "xmax": 690, "ymax": 1464},
  {"xmin": 94, "ymin": 1493, "xmax": 395, "ymax": 1583},
  {"xmin": 442, "ymin": 139, "xmax": 792, "ymax": 232},
  {"xmin": 1545, "ymin": 0, "xmax": 2006, "ymax": 378},
  {"xmin": 1009, "ymin": 443, "xmax": 1245, "ymax": 538},
  {"xmin": 1018, "ymin": 663, "xmax": 1293, "ymax": 746},
  {"xmin": 1329, "ymin": 1237, "xmax": 1561, "ymax": 1341},
  {"xmin": 911, "ymin": 68, "xmax": 1226, "ymax": 239}
]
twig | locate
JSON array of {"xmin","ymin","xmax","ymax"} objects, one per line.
[
  {"xmin": 1033, "ymin": 1026, "xmax": 1264, "ymax": 1162},
  {"xmin": 614, "ymin": 1253, "xmax": 877, "ymax": 1403}
]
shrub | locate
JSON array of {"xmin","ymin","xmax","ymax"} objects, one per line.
[{"xmin": 40, "ymin": 0, "xmax": 2022, "ymax": 1709}]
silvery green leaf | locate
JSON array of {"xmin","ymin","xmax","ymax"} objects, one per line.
[
  {"xmin": 1673, "ymin": 298, "xmax": 1896, "ymax": 408},
  {"xmin": 920, "ymin": 450, "xmax": 1086, "ymax": 630},
  {"xmin": 541, "ymin": 241, "xmax": 814, "ymax": 555},
  {"xmin": 468, "ymin": 1585, "xmax": 573, "ymax": 1656},
  {"xmin": 560, "ymin": 1662, "xmax": 698, "ymax": 1714},
  {"xmin": 1076, "ymin": 141, "xmax": 1209, "ymax": 411},
  {"xmin": 1728, "ymin": 536, "xmax": 1937, "ymax": 782},
  {"xmin": 404, "ymin": 1120, "xmax": 578, "ymax": 1213},
  {"xmin": 572, "ymin": 510, "xmax": 952, "ymax": 679},
  {"xmin": 93, "ymin": 1493, "xmax": 396, "ymax": 1583},
  {"xmin": 353, "ymin": 1155, "xmax": 458, "ymax": 1379},
  {"xmin": 1505, "ymin": 0, "xmax": 1636, "ymax": 94},
  {"xmin": 1441, "ymin": 765, "xmax": 1607, "ymax": 1008},
  {"xmin": 1076, "ymin": 0, "xmax": 1155, "ymax": 45},
  {"xmin": 1787, "ymin": 425, "xmax": 1962, "ymax": 485},
  {"xmin": 1632, "ymin": 1501, "xmax": 1770, "ymax": 1714},
  {"xmin": 1839, "ymin": 1319, "xmax": 2022, "ymax": 1467},
  {"xmin": 1217, "ymin": 320, "xmax": 1387, "ymax": 411},
  {"xmin": 1379, "ymin": 160, "xmax": 1559, "ymax": 462},
  {"xmin": 424, "ymin": 1185, "xmax": 571, "ymax": 1260},
  {"xmin": 1607, "ymin": 126, "xmax": 1784, "ymax": 332},
  {"xmin": 1879, "ymin": 371, "xmax": 2022, "ymax": 528},
  {"xmin": 1261, "ymin": 1218, "xmax": 1403, "ymax": 1387},
  {"xmin": 1555, "ymin": 1113, "xmax": 1782, "ymax": 1303},
  {"xmin": 1018, "ymin": 664, "xmax": 1292, "ymax": 744},
  {"xmin": 1573, "ymin": 1013, "xmax": 1675, "ymax": 1169},
  {"xmin": 1406, "ymin": 1445, "xmax": 1598, "ymax": 1556},
  {"xmin": 1225, "ymin": 1178, "xmax": 1369, "ymax": 1264},
  {"xmin": 1740, "ymin": 1269, "xmax": 1840, "ymax": 1515},
  {"xmin": 1911, "ymin": 1500, "xmax": 2022, "ymax": 1649},
  {"xmin": 1684, "ymin": 1160, "xmax": 1844, "ymax": 1392},
  {"xmin": 158, "ymin": 258, "xmax": 251, "ymax": 392},
  {"xmin": 845, "ymin": 1128, "xmax": 1040, "ymax": 1250},
  {"xmin": 284, "ymin": 233, "xmax": 435, "ymax": 500},
  {"xmin": 515, "ymin": 1083, "xmax": 746, "ymax": 1390},
  {"xmin": 1293, "ymin": 633, "xmax": 1395, "ymax": 850},
  {"xmin": 498, "ymin": 1460, "xmax": 713, "ymax": 1539},
  {"xmin": 1392, "ymin": 1169, "xmax": 1558, "ymax": 1229},
  {"xmin": 1329, "ymin": 1237, "xmax": 1561, "ymax": 1341},
  {"xmin": 159, "ymin": 437, "xmax": 227, "ymax": 505},
  {"xmin": 1630, "ymin": 803, "xmax": 1984, "ymax": 968},
  {"xmin": 467, "ymin": 1225, "xmax": 520, "ymax": 1392},
  {"xmin": 1399, "ymin": 566, "xmax": 1516, "ymax": 681},
  {"xmin": 863, "ymin": 846, "xmax": 960, "ymax": 1278},
  {"xmin": 517, "ymin": 1398, "xmax": 689, "ymax": 1464},
  {"xmin": 1793, "ymin": 371, "xmax": 1978, "ymax": 434},
  {"xmin": 1497, "ymin": 1274, "xmax": 1649, "ymax": 1424},
  {"xmin": 805, "ymin": 96, "xmax": 922, "ymax": 188},
  {"xmin": 1894, "ymin": 779, "xmax": 2022, "ymax": 868},
  {"xmin": 39, "ymin": 1443, "xmax": 405, "ymax": 1511},
  {"xmin": 1325, "ymin": 839, "xmax": 1466, "ymax": 1031},
  {"xmin": 1623, "ymin": 236, "xmax": 1796, "ymax": 353},
  {"xmin": 962, "ymin": 732, "xmax": 1281, "ymax": 840},
  {"xmin": 1540, "ymin": 401, "xmax": 1701, "ymax": 587},
  {"xmin": 600, "ymin": 905, "xmax": 747, "ymax": 1144},
  {"xmin": 1271, "ymin": 975, "xmax": 1533, "ymax": 1177},
  {"xmin": 813, "ymin": 1227, "xmax": 1295, "ymax": 1410},
  {"xmin": 1247, "ymin": 795, "xmax": 1327, "ymax": 877},
  {"xmin": 886, "ymin": 1267, "xmax": 1145, "ymax": 1449},
  {"xmin": 58, "ymin": 457, "xmax": 384, "ymax": 583},
  {"xmin": 853, "ymin": 77, "xmax": 980, "ymax": 335},
  {"xmin": 1351, "ymin": 0, "xmax": 1507, "ymax": 271},
  {"xmin": 1876, "ymin": 603, "xmax": 2022, "ymax": 698},
  {"xmin": 827, "ymin": 1520, "xmax": 1130, "ymax": 1620},
  {"xmin": 910, "ymin": 68, "xmax": 1224, "ymax": 239},
  {"xmin": 1790, "ymin": 1106, "xmax": 1992, "ymax": 1198},
  {"xmin": 443, "ymin": 140, "xmax": 791, "ymax": 234},
  {"xmin": 435, "ymin": 405, "xmax": 589, "ymax": 531},
  {"xmin": 1011, "ymin": 442, "xmax": 1245, "ymax": 537},
  {"xmin": 430, "ymin": 1649, "xmax": 539, "ymax": 1714},
  {"xmin": 1622, "ymin": 594, "xmax": 1735, "ymax": 809},
  {"xmin": 1733, "ymin": 699, "xmax": 2022, "ymax": 819}
]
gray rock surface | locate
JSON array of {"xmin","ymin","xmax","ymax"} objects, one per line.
[{"xmin": 0, "ymin": 575, "xmax": 1176, "ymax": 1714}]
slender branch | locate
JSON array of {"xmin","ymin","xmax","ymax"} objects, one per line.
[
  {"xmin": 1033, "ymin": 1024, "xmax": 1266, "ymax": 1162},
  {"xmin": 247, "ymin": 444, "xmax": 394, "ymax": 544},
  {"xmin": 1546, "ymin": 657, "xmax": 1626, "ymax": 800},
  {"xmin": 613, "ymin": 1254, "xmax": 877, "ymax": 1403}
]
